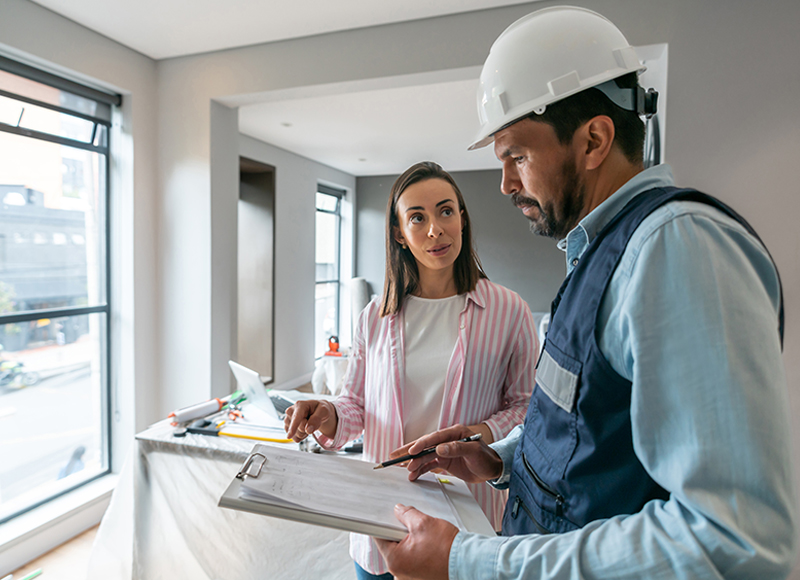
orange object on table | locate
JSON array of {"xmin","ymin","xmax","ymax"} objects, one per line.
[{"xmin": 325, "ymin": 335, "xmax": 342, "ymax": 357}]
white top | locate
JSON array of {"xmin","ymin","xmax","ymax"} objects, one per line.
[{"xmin": 401, "ymin": 293, "xmax": 465, "ymax": 443}]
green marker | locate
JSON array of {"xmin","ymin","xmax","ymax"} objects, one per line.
[{"xmin": 19, "ymin": 570, "xmax": 43, "ymax": 580}]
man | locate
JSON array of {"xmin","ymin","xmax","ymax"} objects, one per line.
[{"xmin": 375, "ymin": 6, "xmax": 796, "ymax": 579}]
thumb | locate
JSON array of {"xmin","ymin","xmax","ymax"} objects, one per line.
[
  {"xmin": 393, "ymin": 503, "xmax": 423, "ymax": 530},
  {"xmin": 436, "ymin": 440, "xmax": 466, "ymax": 457}
]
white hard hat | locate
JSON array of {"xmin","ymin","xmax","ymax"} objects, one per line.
[{"xmin": 470, "ymin": 6, "xmax": 650, "ymax": 150}]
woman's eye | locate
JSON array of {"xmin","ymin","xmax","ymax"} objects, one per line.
[
  {"xmin": 441, "ymin": 208, "xmax": 453, "ymax": 217},
  {"xmin": 409, "ymin": 214, "xmax": 423, "ymax": 224}
]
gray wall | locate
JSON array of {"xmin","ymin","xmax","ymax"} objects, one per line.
[
  {"xmin": 238, "ymin": 134, "xmax": 356, "ymax": 391},
  {"xmin": 356, "ymin": 169, "xmax": 565, "ymax": 312}
]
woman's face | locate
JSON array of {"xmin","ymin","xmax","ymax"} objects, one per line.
[{"xmin": 394, "ymin": 178, "xmax": 463, "ymax": 276}]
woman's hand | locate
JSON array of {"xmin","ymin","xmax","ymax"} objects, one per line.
[{"xmin": 284, "ymin": 399, "xmax": 338, "ymax": 441}]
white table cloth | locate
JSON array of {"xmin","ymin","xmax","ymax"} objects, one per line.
[{"xmin": 88, "ymin": 419, "xmax": 354, "ymax": 580}]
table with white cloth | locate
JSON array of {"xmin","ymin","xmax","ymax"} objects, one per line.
[{"xmin": 88, "ymin": 418, "xmax": 355, "ymax": 580}]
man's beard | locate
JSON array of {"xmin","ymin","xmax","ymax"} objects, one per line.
[{"xmin": 511, "ymin": 156, "xmax": 585, "ymax": 240}]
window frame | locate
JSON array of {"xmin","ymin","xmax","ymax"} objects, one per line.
[
  {"xmin": 315, "ymin": 184, "xmax": 344, "ymax": 358},
  {"xmin": 0, "ymin": 59, "xmax": 118, "ymax": 524}
]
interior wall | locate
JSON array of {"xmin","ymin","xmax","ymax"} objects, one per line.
[
  {"xmin": 356, "ymin": 169, "xmax": 565, "ymax": 312},
  {"xmin": 209, "ymin": 101, "xmax": 240, "ymax": 397},
  {"xmin": 239, "ymin": 135, "xmax": 356, "ymax": 389}
]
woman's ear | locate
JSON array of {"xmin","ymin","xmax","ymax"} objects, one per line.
[{"xmin": 393, "ymin": 226, "xmax": 406, "ymax": 248}]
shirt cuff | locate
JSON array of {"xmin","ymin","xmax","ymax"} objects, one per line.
[
  {"xmin": 312, "ymin": 401, "xmax": 347, "ymax": 449},
  {"xmin": 449, "ymin": 531, "xmax": 504, "ymax": 580},
  {"xmin": 487, "ymin": 425, "xmax": 522, "ymax": 489},
  {"xmin": 448, "ymin": 531, "xmax": 466, "ymax": 580},
  {"xmin": 312, "ymin": 431, "xmax": 337, "ymax": 449}
]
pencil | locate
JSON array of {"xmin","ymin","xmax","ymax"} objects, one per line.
[
  {"xmin": 218, "ymin": 431, "xmax": 293, "ymax": 444},
  {"xmin": 19, "ymin": 570, "xmax": 42, "ymax": 580},
  {"xmin": 373, "ymin": 433, "xmax": 482, "ymax": 469}
]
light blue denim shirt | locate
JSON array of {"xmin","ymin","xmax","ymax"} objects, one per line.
[{"xmin": 450, "ymin": 165, "xmax": 797, "ymax": 579}]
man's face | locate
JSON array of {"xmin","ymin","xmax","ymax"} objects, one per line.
[{"xmin": 493, "ymin": 118, "xmax": 586, "ymax": 240}]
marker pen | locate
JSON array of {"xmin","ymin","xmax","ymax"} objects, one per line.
[{"xmin": 169, "ymin": 397, "xmax": 227, "ymax": 425}]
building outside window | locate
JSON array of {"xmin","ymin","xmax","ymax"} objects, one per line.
[
  {"xmin": 314, "ymin": 185, "xmax": 344, "ymax": 359},
  {"xmin": 0, "ymin": 57, "xmax": 119, "ymax": 523}
]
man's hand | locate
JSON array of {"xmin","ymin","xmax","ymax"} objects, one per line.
[
  {"xmin": 392, "ymin": 424, "xmax": 504, "ymax": 484},
  {"xmin": 375, "ymin": 504, "xmax": 457, "ymax": 580},
  {"xmin": 283, "ymin": 399, "xmax": 338, "ymax": 441}
]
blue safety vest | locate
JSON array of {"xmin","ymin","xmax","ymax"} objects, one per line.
[{"xmin": 502, "ymin": 187, "xmax": 784, "ymax": 536}]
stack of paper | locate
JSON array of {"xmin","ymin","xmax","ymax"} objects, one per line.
[{"xmin": 222, "ymin": 445, "xmax": 482, "ymax": 540}]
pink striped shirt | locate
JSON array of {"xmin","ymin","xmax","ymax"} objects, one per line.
[{"xmin": 316, "ymin": 278, "xmax": 538, "ymax": 574}]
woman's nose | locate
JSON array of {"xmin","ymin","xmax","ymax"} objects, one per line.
[{"xmin": 428, "ymin": 219, "xmax": 443, "ymax": 237}]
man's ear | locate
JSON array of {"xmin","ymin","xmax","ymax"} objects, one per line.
[{"xmin": 579, "ymin": 115, "xmax": 615, "ymax": 171}]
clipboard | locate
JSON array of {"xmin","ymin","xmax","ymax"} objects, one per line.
[{"xmin": 218, "ymin": 445, "xmax": 495, "ymax": 541}]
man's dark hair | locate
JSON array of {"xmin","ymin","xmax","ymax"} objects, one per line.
[{"xmin": 529, "ymin": 73, "xmax": 645, "ymax": 165}]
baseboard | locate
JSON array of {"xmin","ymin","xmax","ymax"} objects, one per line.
[{"xmin": 0, "ymin": 475, "xmax": 117, "ymax": 575}]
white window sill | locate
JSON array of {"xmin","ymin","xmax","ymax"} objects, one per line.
[{"xmin": 0, "ymin": 474, "xmax": 117, "ymax": 575}]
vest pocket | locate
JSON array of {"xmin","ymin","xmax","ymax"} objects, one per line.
[
  {"xmin": 522, "ymin": 452, "xmax": 564, "ymax": 517},
  {"xmin": 527, "ymin": 341, "xmax": 581, "ymax": 480},
  {"xmin": 506, "ymin": 495, "xmax": 551, "ymax": 535},
  {"xmin": 535, "ymin": 343, "xmax": 580, "ymax": 413},
  {"xmin": 504, "ymin": 451, "xmax": 580, "ymax": 535}
]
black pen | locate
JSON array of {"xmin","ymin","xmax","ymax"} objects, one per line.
[{"xmin": 373, "ymin": 433, "xmax": 482, "ymax": 470}]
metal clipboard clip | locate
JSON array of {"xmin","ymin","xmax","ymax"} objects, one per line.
[{"xmin": 236, "ymin": 452, "xmax": 266, "ymax": 480}]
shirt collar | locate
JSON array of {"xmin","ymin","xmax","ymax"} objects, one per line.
[
  {"xmin": 466, "ymin": 278, "xmax": 487, "ymax": 310},
  {"xmin": 561, "ymin": 164, "xmax": 676, "ymax": 273}
]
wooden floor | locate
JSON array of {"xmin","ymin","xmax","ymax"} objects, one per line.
[{"xmin": 10, "ymin": 525, "xmax": 98, "ymax": 580}]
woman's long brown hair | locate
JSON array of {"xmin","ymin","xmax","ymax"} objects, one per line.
[{"xmin": 380, "ymin": 161, "xmax": 487, "ymax": 317}]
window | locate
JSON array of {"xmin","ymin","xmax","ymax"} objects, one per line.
[
  {"xmin": 0, "ymin": 56, "xmax": 120, "ymax": 523},
  {"xmin": 314, "ymin": 185, "xmax": 344, "ymax": 359}
]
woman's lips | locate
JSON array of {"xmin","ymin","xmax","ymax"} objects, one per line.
[{"xmin": 427, "ymin": 244, "xmax": 451, "ymax": 257}]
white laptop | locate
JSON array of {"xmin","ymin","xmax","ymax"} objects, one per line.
[{"xmin": 228, "ymin": 360, "xmax": 284, "ymax": 422}]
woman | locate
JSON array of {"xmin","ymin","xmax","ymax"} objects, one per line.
[{"xmin": 285, "ymin": 161, "xmax": 538, "ymax": 580}]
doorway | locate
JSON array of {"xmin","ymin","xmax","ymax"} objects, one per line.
[{"xmin": 238, "ymin": 157, "xmax": 275, "ymax": 381}]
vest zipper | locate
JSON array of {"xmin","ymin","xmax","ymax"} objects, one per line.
[
  {"xmin": 522, "ymin": 452, "xmax": 564, "ymax": 517},
  {"xmin": 511, "ymin": 496, "xmax": 549, "ymax": 534}
]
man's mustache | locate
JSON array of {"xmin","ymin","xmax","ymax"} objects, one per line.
[{"xmin": 512, "ymin": 193, "xmax": 539, "ymax": 210}]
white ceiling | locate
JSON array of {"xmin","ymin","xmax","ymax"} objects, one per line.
[
  {"xmin": 30, "ymin": 0, "xmax": 535, "ymax": 60},
  {"xmin": 31, "ymin": 0, "xmax": 538, "ymax": 176},
  {"xmin": 238, "ymin": 75, "xmax": 500, "ymax": 176}
]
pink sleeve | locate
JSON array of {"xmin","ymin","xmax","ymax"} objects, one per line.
[
  {"xmin": 482, "ymin": 295, "xmax": 539, "ymax": 441},
  {"xmin": 314, "ymin": 304, "xmax": 371, "ymax": 449}
]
